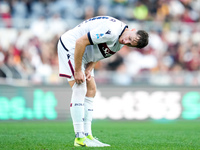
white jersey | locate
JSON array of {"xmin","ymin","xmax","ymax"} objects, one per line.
[{"xmin": 60, "ymin": 16, "xmax": 127, "ymax": 64}]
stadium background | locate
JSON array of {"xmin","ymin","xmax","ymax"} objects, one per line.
[
  {"xmin": 0, "ymin": 0, "xmax": 200, "ymax": 126},
  {"xmin": 0, "ymin": 0, "xmax": 200, "ymax": 149}
]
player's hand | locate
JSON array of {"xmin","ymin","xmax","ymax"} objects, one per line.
[
  {"xmin": 74, "ymin": 70, "xmax": 85, "ymax": 84},
  {"xmin": 85, "ymin": 70, "xmax": 91, "ymax": 81}
]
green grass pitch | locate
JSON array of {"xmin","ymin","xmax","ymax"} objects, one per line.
[{"xmin": 0, "ymin": 120, "xmax": 199, "ymax": 150}]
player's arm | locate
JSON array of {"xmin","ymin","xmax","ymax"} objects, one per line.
[{"xmin": 74, "ymin": 34, "xmax": 90, "ymax": 84}]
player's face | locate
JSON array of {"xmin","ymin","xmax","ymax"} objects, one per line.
[{"xmin": 119, "ymin": 31, "xmax": 140, "ymax": 47}]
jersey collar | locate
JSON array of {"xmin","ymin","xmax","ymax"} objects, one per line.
[{"xmin": 119, "ymin": 25, "xmax": 128, "ymax": 38}]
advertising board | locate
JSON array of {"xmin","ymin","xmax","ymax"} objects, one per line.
[{"xmin": 0, "ymin": 85, "xmax": 199, "ymax": 121}]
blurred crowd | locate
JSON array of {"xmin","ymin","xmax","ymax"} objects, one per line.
[{"xmin": 0, "ymin": 0, "xmax": 200, "ymax": 85}]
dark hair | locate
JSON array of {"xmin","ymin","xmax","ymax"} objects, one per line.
[{"xmin": 136, "ymin": 30, "xmax": 149, "ymax": 49}]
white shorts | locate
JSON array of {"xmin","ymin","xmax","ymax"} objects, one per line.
[{"xmin": 57, "ymin": 38, "xmax": 94, "ymax": 81}]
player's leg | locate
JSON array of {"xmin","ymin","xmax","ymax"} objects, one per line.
[
  {"xmin": 68, "ymin": 80, "xmax": 86, "ymax": 139},
  {"xmin": 57, "ymin": 41, "xmax": 95, "ymax": 146},
  {"xmin": 69, "ymin": 80, "xmax": 105, "ymax": 147},
  {"xmin": 57, "ymin": 40, "xmax": 108, "ymax": 147},
  {"xmin": 57, "ymin": 43, "xmax": 86, "ymax": 140},
  {"xmin": 84, "ymin": 77, "xmax": 96, "ymax": 137},
  {"xmin": 84, "ymin": 77, "xmax": 110, "ymax": 147},
  {"xmin": 68, "ymin": 80, "xmax": 97, "ymax": 147}
]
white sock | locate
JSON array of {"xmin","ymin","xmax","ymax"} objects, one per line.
[
  {"xmin": 84, "ymin": 96, "xmax": 94, "ymax": 136},
  {"xmin": 70, "ymin": 82, "xmax": 87, "ymax": 138}
]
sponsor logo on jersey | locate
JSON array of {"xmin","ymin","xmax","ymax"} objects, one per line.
[
  {"xmin": 98, "ymin": 43, "xmax": 116, "ymax": 58},
  {"xmin": 96, "ymin": 33, "xmax": 104, "ymax": 39}
]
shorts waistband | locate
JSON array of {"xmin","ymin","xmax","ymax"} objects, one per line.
[{"xmin": 59, "ymin": 37, "xmax": 69, "ymax": 52}]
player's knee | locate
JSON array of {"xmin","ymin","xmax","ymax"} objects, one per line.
[{"xmin": 86, "ymin": 86, "xmax": 96, "ymax": 97}]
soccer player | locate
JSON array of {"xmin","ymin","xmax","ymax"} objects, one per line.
[{"xmin": 57, "ymin": 16, "xmax": 149, "ymax": 147}]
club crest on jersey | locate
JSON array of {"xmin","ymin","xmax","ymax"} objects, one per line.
[{"xmin": 96, "ymin": 33, "xmax": 104, "ymax": 39}]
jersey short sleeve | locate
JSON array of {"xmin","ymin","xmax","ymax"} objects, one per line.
[{"xmin": 87, "ymin": 25, "xmax": 115, "ymax": 45}]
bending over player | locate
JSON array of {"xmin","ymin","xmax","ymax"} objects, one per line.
[{"xmin": 57, "ymin": 16, "xmax": 149, "ymax": 147}]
